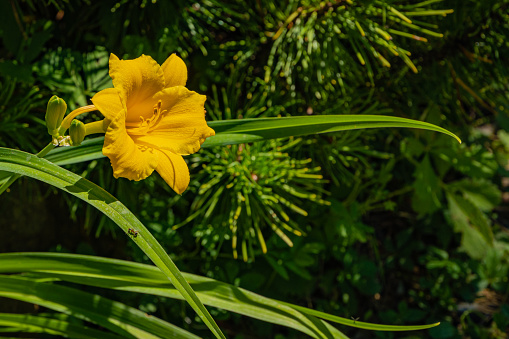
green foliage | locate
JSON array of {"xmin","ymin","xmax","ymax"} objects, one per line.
[
  {"xmin": 0, "ymin": 79, "xmax": 45, "ymax": 152},
  {"xmin": 263, "ymin": 0, "xmax": 452, "ymax": 97},
  {"xmin": 1, "ymin": 0, "xmax": 509, "ymax": 338},
  {"xmin": 34, "ymin": 47, "xmax": 111, "ymax": 109},
  {"xmin": 185, "ymin": 139, "xmax": 329, "ymax": 260}
]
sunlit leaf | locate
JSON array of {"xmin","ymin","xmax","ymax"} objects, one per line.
[
  {"xmin": 0, "ymin": 252, "xmax": 440, "ymax": 337},
  {"xmin": 45, "ymin": 115, "xmax": 461, "ymax": 166},
  {"xmin": 0, "ymin": 147, "xmax": 225, "ymax": 339}
]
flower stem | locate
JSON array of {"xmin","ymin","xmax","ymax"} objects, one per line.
[
  {"xmin": 36, "ymin": 142, "xmax": 57, "ymax": 158},
  {"xmin": 59, "ymin": 105, "xmax": 97, "ymax": 133},
  {"xmin": 0, "ymin": 142, "xmax": 56, "ymax": 195},
  {"xmin": 84, "ymin": 119, "xmax": 109, "ymax": 136}
]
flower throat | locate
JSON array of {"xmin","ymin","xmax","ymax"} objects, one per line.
[{"xmin": 127, "ymin": 100, "xmax": 166, "ymax": 136}]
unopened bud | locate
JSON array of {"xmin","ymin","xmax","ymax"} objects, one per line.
[
  {"xmin": 69, "ymin": 120, "xmax": 86, "ymax": 146},
  {"xmin": 45, "ymin": 95, "xmax": 67, "ymax": 136}
]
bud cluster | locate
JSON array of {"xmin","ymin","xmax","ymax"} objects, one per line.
[{"xmin": 44, "ymin": 95, "xmax": 91, "ymax": 147}]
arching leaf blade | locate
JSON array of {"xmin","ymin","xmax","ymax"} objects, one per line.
[
  {"xmin": 0, "ymin": 148, "xmax": 225, "ymax": 339},
  {"xmin": 0, "ymin": 252, "xmax": 438, "ymax": 336},
  {"xmin": 0, "ymin": 275, "xmax": 196, "ymax": 339},
  {"xmin": 279, "ymin": 302, "xmax": 440, "ymax": 331},
  {"xmin": 44, "ymin": 115, "xmax": 460, "ymax": 166},
  {"xmin": 0, "ymin": 313, "xmax": 125, "ymax": 339},
  {"xmin": 0, "ymin": 252, "xmax": 345, "ymax": 339},
  {"xmin": 205, "ymin": 115, "xmax": 461, "ymax": 146}
]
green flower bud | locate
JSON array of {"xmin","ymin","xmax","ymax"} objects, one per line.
[
  {"xmin": 69, "ymin": 119, "xmax": 86, "ymax": 146},
  {"xmin": 45, "ymin": 95, "xmax": 67, "ymax": 136}
]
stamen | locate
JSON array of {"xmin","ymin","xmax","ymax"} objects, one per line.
[
  {"xmin": 126, "ymin": 100, "xmax": 166, "ymax": 136},
  {"xmin": 154, "ymin": 101, "xmax": 161, "ymax": 116},
  {"xmin": 139, "ymin": 116, "xmax": 148, "ymax": 127}
]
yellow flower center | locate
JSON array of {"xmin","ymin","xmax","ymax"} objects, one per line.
[{"xmin": 127, "ymin": 100, "xmax": 166, "ymax": 136}]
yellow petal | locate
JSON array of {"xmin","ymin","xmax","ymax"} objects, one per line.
[
  {"xmin": 161, "ymin": 54, "xmax": 187, "ymax": 88},
  {"xmin": 91, "ymin": 88, "xmax": 124, "ymax": 120},
  {"xmin": 131, "ymin": 86, "xmax": 215, "ymax": 155},
  {"xmin": 103, "ymin": 110, "xmax": 159, "ymax": 181},
  {"xmin": 155, "ymin": 149, "xmax": 190, "ymax": 194},
  {"xmin": 108, "ymin": 53, "xmax": 165, "ymax": 124}
]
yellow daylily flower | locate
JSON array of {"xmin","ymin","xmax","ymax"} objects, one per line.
[{"xmin": 91, "ymin": 53, "xmax": 215, "ymax": 194}]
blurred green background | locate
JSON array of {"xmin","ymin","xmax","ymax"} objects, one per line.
[{"xmin": 1, "ymin": 0, "xmax": 508, "ymax": 337}]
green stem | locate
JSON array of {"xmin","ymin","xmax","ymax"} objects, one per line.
[
  {"xmin": 0, "ymin": 142, "xmax": 56, "ymax": 195},
  {"xmin": 36, "ymin": 142, "xmax": 57, "ymax": 158},
  {"xmin": 0, "ymin": 175, "xmax": 20, "ymax": 195},
  {"xmin": 84, "ymin": 119, "xmax": 109, "ymax": 136}
]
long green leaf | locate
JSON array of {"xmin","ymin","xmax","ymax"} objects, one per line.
[
  {"xmin": 278, "ymin": 302, "xmax": 440, "ymax": 331},
  {"xmin": 0, "ymin": 148, "xmax": 225, "ymax": 339},
  {"xmin": 205, "ymin": 115, "xmax": 461, "ymax": 146},
  {"xmin": 45, "ymin": 115, "xmax": 461, "ymax": 166},
  {"xmin": 0, "ymin": 253, "xmax": 345, "ymax": 339},
  {"xmin": 0, "ymin": 276, "xmax": 197, "ymax": 339},
  {"xmin": 0, "ymin": 252, "xmax": 439, "ymax": 335},
  {"xmin": 0, "ymin": 313, "xmax": 125, "ymax": 339}
]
